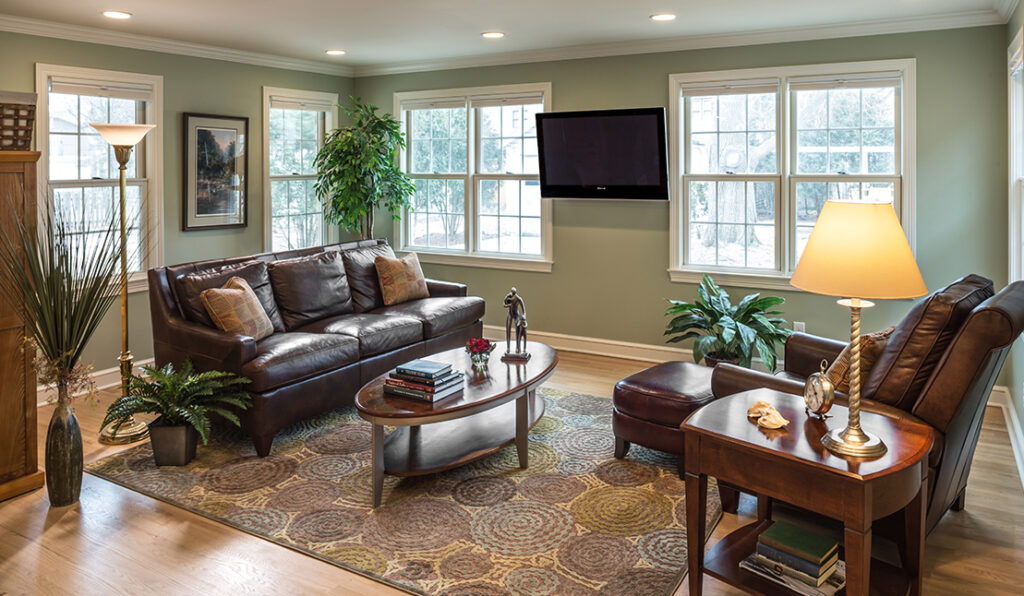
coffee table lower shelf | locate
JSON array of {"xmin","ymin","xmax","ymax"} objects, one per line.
[
  {"xmin": 703, "ymin": 520, "xmax": 910, "ymax": 596},
  {"xmin": 382, "ymin": 390, "xmax": 545, "ymax": 476}
]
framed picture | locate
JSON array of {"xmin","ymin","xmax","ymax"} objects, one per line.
[{"xmin": 182, "ymin": 113, "xmax": 248, "ymax": 230}]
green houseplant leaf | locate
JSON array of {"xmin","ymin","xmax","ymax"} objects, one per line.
[{"xmin": 664, "ymin": 274, "xmax": 792, "ymax": 370}]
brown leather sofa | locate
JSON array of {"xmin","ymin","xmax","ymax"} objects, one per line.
[
  {"xmin": 710, "ymin": 274, "xmax": 1024, "ymax": 533},
  {"xmin": 148, "ymin": 239, "xmax": 484, "ymax": 457}
]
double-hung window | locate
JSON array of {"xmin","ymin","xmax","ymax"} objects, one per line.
[
  {"xmin": 670, "ymin": 60, "xmax": 915, "ymax": 288},
  {"xmin": 263, "ymin": 87, "xmax": 338, "ymax": 251},
  {"xmin": 394, "ymin": 83, "xmax": 553, "ymax": 272},
  {"xmin": 36, "ymin": 64, "xmax": 163, "ymax": 291}
]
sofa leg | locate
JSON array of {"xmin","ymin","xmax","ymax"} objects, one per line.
[
  {"xmin": 614, "ymin": 437, "xmax": 631, "ymax": 459},
  {"xmin": 719, "ymin": 484, "xmax": 740, "ymax": 514},
  {"xmin": 951, "ymin": 488, "xmax": 966, "ymax": 512},
  {"xmin": 253, "ymin": 433, "xmax": 275, "ymax": 458}
]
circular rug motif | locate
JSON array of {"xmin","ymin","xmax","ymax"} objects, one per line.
[
  {"xmin": 595, "ymin": 459, "xmax": 658, "ymax": 487},
  {"xmin": 441, "ymin": 583, "xmax": 508, "ymax": 596},
  {"xmin": 392, "ymin": 560, "xmax": 435, "ymax": 581},
  {"xmin": 297, "ymin": 454, "xmax": 360, "ymax": 481},
  {"xmin": 363, "ymin": 497, "xmax": 471, "ymax": 551},
  {"xmin": 505, "ymin": 567, "xmax": 560, "ymax": 596},
  {"xmin": 267, "ymin": 480, "xmax": 343, "ymax": 512},
  {"xmin": 452, "ymin": 476, "xmax": 516, "ymax": 507},
  {"xmin": 470, "ymin": 442, "xmax": 558, "ymax": 476},
  {"xmin": 128, "ymin": 469, "xmax": 196, "ymax": 498},
  {"xmin": 470, "ymin": 501, "xmax": 576, "ymax": 556},
  {"xmin": 548, "ymin": 428, "xmax": 615, "ymax": 460},
  {"xmin": 286, "ymin": 507, "xmax": 363, "ymax": 543},
  {"xmin": 223, "ymin": 507, "xmax": 289, "ymax": 535},
  {"xmin": 638, "ymin": 528, "xmax": 688, "ymax": 569},
  {"xmin": 320, "ymin": 545, "xmax": 388, "ymax": 576},
  {"xmin": 571, "ymin": 486, "xmax": 674, "ymax": 537},
  {"xmin": 440, "ymin": 551, "xmax": 493, "ymax": 581},
  {"xmin": 307, "ymin": 424, "xmax": 372, "ymax": 455},
  {"xmin": 557, "ymin": 458, "xmax": 596, "ymax": 476},
  {"xmin": 557, "ymin": 534, "xmax": 639, "ymax": 582},
  {"xmin": 200, "ymin": 457, "xmax": 296, "ymax": 494},
  {"xmin": 557, "ymin": 394, "xmax": 614, "ymax": 416},
  {"xmin": 517, "ymin": 473, "xmax": 585, "ymax": 503},
  {"xmin": 562, "ymin": 414, "xmax": 594, "ymax": 428},
  {"xmin": 597, "ymin": 569, "xmax": 679, "ymax": 596}
]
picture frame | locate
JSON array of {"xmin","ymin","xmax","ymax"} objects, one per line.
[{"xmin": 182, "ymin": 113, "xmax": 248, "ymax": 230}]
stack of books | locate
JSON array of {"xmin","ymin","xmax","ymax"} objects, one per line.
[
  {"xmin": 738, "ymin": 521, "xmax": 846, "ymax": 596},
  {"xmin": 383, "ymin": 359, "xmax": 464, "ymax": 402}
]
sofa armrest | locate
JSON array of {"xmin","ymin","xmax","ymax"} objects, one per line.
[
  {"xmin": 784, "ymin": 332, "xmax": 847, "ymax": 378},
  {"xmin": 161, "ymin": 316, "xmax": 257, "ymax": 372},
  {"xmin": 711, "ymin": 363, "xmax": 807, "ymax": 399},
  {"xmin": 426, "ymin": 278, "xmax": 467, "ymax": 297}
]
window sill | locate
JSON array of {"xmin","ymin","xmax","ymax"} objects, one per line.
[
  {"xmin": 401, "ymin": 249, "xmax": 553, "ymax": 273},
  {"xmin": 668, "ymin": 268, "xmax": 798, "ymax": 291}
]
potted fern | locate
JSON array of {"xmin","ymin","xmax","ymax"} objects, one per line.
[
  {"xmin": 102, "ymin": 361, "xmax": 250, "ymax": 466},
  {"xmin": 665, "ymin": 274, "xmax": 792, "ymax": 371}
]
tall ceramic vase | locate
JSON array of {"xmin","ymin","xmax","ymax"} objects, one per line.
[{"xmin": 45, "ymin": 382, "xmax": 83, "ymax": 507}]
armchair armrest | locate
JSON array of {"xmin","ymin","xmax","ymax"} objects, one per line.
[
  {"xmin": 711, "ymin": 363, "xmax": 807, "ymax": 399},
  {"xmin": 160, "ymin": 316, "xmax": 257, "ymax": 372},
  {"xmin": 426, "ymin": 278, "xmax": 467, "ymax": 297},
  {"xmin": 784, "ymin": 332, "xmax": 847, "ymax": 378}
]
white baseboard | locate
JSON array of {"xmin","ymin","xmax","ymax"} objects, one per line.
[
  {"xmin": 988, "ymin": 386, "xmax": 1024, "ymax": 491},
  {"xmin": 36, "ymin": 358, "xmax": 155, "ymax": 407}
]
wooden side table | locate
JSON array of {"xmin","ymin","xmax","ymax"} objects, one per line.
[{"xmin": 682, "ymin": 388, "xmax": 934, "ymax": 596}]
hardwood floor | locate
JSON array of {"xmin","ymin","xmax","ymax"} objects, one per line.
[{"xmin": 1, "ymin": 350, "xmax": 1022, "ymax": 595}]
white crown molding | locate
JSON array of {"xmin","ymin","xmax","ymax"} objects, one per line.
[
  {"xmin": 354, "ymin": 9, "xmax": 1006, "ymax": 77},
  {"xmin": 996, "ymin": 0, "xmax": 1021, "ymax": 21},
  {"xmin": 0, "ymin": 13, "xmax": 354, "ymax": 77}
]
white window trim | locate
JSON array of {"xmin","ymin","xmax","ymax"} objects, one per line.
[
  {"xmin": 1009, "ymin": 28, "xmax": 1024, "ymax": 283},
  {"xmin": 261, "ymin": 86, "xmax": 340, "ymax": 252},
  {"xmin": 35, "ymin": 63, "xmax": 164, "ymax": 294},
  {"xmin": 668, "ymin": 59, "xmax": 917, "ymax": 290},
  {"xmin": 393, "ymin": 82, "xmax": 554, "ymax": 273}
]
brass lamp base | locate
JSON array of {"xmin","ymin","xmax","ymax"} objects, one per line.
[
  {"xmin": 99, "ymin": 416, "xmax": 149, "ymax": 445},
  {"xmin": 821, "ymin": 425, "xmax": 887, "ymax": 458}
]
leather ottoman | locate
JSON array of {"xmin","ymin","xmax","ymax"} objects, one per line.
[{"xmin": 612, "ymin": 361, "xmax": 738, "ymax": 512}]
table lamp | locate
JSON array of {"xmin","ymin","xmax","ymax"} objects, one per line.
[
  {"xmin": 90, "ymin": 123, "xmax": 156, "ymax": 444},
  {"xmin": 791, "ymin": 199, "xmax": 926, "ymax": 458}
]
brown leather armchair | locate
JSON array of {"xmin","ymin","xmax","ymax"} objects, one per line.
[{"xmin": 709, "ymin": 275, "xmax": 1024, "ymax": 533}]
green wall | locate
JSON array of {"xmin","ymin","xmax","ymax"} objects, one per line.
[
  {"xmin": 0, "ymin": 30, "xmax": 353, "ymax": 371},
  {"xmin": 355, "ymin": 26, "xmax": 1009, "ymax": 352},
  {"xmin": 1009, "ymin": 4, "xmax": 1024, "ymax": 430}
]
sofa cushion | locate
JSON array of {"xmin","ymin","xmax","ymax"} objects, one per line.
[
  {"xmin": 175, "ymin": 260, "xmax": 285, "ymax": 332},
  {"xmin": 371, "ymin": 296, "xmax": 485, "ymax": 339},
  {"xmin": 342, "ymin": 243, "xmax": 396, "ymax": 312},
  {"xmin": 267, "ymin": 251, "xmax": 354, "ymax": 330},
  {"xmin": 295, "ymin": 313, "xmax": 424, "ymax": 357},
  {"xmin": 200, "ymin": 277, "xmax": 274, "ymax": 340},
  {"xmin": 241, "ymin": 332, "xmax": 359, "ymax": 393},
  {"xmin": 375, "ymin": 252, "xmax": 429, "ymax": 306},
  {"xmin": 864, "ymin": 274, "xmax": 994, "ymax": 410}
]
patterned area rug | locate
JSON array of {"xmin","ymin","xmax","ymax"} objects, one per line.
[{"xmin": 86, "ymin": 388, "xmax": 722, "ymax": 595}]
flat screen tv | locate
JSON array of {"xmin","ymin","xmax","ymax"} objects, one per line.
[{"xmin": 536, "ymin": 107, "xmax": 669, "ymax": 200}]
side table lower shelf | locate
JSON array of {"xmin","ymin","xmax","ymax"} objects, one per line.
[{"xmin": 702, "ymin": 520, "xmax": 910, "ymax": 596}]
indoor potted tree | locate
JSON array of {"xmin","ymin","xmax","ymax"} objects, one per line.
[
  {"xmin": 665, "ymin": 274, "xmax": 792, "ymax": 371},
  {"xmin": 0, "ymin": 205, "xmax": 124, "ymax": 507},
  {"xmin": 314, "ymin": 97, "xmax": 416, "ymax": 239},
  {"xmin": 101, "ymin": 361, "xmax": 250, "ymax": 466}
]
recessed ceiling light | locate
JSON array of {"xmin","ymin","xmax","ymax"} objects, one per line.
[
  {"xmin": 102, "ymin": 10, "xmax": 132, "ymax": 20},
  {"xmin": 481, "ymin": 31, "xmax": 505, "ymax": 39},
  {"xmin": 325, "ymin": 49, "xmax": 346, "ymax": 56},
  {"xmin": 650, "ymin": 13, "xmax": 677, "ymax": 22}
]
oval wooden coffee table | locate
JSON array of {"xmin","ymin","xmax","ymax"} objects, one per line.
[{"xmin": 355, "ymin": 341, "xmax": 557, "ymax": 507}]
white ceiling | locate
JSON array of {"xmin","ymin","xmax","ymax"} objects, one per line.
[{"xmin": 0, "ymin": 0, "xmax": 1016, "ymax": 76}]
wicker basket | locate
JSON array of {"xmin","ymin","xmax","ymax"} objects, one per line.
[{"xmin": 0, "ymin": 92, "xmax": 37, "ymax": 151}]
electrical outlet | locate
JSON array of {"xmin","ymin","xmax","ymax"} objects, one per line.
[{"xmin": 793, "ymin": 321, "xmax": 806, "ymax": 333}]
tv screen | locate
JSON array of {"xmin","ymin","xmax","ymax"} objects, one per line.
[{"xmin": 536, "ymin": 107, "xmax": 669, "ymax": 200}]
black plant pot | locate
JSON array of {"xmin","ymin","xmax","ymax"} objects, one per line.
[
  {"xmin": 703, "ymin": 352, "xmax": 740, "ymax": 368},
  {"xmin": 149, "ymin": 419, "xmax": 199, "ymax": 466},
  {"xmin": 45, "ymin": 402, "xmax": 83, "ymax": 507}
]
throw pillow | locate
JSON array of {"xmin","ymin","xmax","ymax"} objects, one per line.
[
  {"xmin": 825, "ymin": 326, "xmax": 896, "ymax": 394},
  {"xmin": 267, "ymin": 250, "xmax": 354, "ymax": 329},
  {"xmin": 375, "ymin": 252, "xmax": 430, "ymax": 306},
  {"xmin": 200, "ymin": 277, "xmax": 274, "ymax": 340},
  {"xmin": 175, "ymin": 260, "xmax": 286, "ymax": 333},
  {"xmin": 341, "ymin": 242, "xmax": 396, "ymax": 312}
]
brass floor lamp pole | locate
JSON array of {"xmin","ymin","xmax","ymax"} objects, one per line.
[{"xmin": 91, "ymin": 124, "xmax": 155, "ymax": 445}]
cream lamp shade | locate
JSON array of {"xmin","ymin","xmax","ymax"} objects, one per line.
[
  {"xmin": 89, "ymin": 123, "xmax": 156, "ymax": 147},
  {"xmin": 791, "ymin": 200, "xmax": 926, "ymax": 300}
]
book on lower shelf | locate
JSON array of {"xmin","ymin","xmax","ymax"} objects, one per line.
[{"xmin": 739, "ymin": 553, "xmax": 846, "ymax": 596}]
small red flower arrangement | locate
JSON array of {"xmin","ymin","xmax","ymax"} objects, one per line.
[{"xmin": 465, "ymin": 338, "xmax": 495, "ymax": 369}]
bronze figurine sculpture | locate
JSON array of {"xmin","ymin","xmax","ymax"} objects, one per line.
[{"xmin": 502, "ymin": 287, "xmax": 530, "ymax": 361}]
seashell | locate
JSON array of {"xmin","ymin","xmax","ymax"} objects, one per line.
[
  {"xmin": 747, "ymin": 400, "xmax": 772, "ymax": 418},
  {"xmin": 757, "ymin": 407, "xmax": 790, "ymax": 429}
]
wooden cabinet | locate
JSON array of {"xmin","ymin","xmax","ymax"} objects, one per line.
[{"xmin": 0, "ymin": 151, "xmax": 43, "ymax": 502}]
